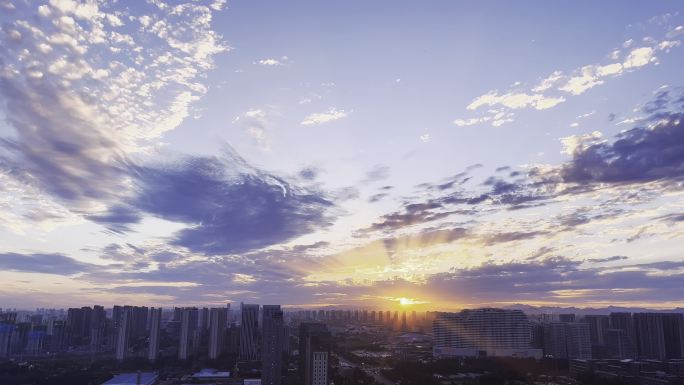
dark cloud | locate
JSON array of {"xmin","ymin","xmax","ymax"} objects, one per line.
[
  {"xmin": 587, "ymin": 255, "xmax": 628, "ymax": 263},
  {"xmin": 414, "ymin": 256, "xmax": 684, "ymax": 305},
  {"xmin": 365, "ymin": 91, "xmax": 684, "ymax": 235},
  {"xmin": 362, "ymin": 164, "xmax": 390, "ymax": 183},
  {"xmin": 126, "ymin": 155, "xmax": 332, "ymax": 255},
  {"xmin": 87, "ymin": 205, "xmax": 142, "ymax": 234},
  {"xmin": 658, "ymin": 213, "xmax": 684, "ymax": 222},
  {"xmin": 0, "ymin": 78, "xmax": 127, "ymax": 205},
  {"xmin": 298, "ymin": 167, "xmax": 319, "ymax": 181},
  {"xmin": 0, "ymin": 252, "xmax": 94, "ymax": 275},
  {"xmin": 559, "ymin": 111, "xmax": 684, "ymax": 185},
  {"xmin": 368, "ymin": 192, "xmax": 389, "ymax": 203}
]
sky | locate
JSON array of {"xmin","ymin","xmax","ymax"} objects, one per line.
[{"xmin": 1, "ymin": 0, "xmax": 684, "ymax": 311}]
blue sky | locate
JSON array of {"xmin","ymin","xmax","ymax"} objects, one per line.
[{"xmin": 0, "ymin": 0, "xmax": 683, "ymax": 310}]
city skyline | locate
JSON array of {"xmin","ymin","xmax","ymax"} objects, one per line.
[{"xmin": 1, "ymin": 0, "xmax": 684, "ymax": 310}]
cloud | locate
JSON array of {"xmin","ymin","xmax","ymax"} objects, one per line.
[
  {"xmin": 481, "ymin": 231, "xmax": 547, "ymax": 246},
  {"xmin": 363, "ymin": 164, "xmax": 391, "ymax": 184},
  {"xmin": 658, "ymin": 213, "xmax": 684, "ymax": 222},
  {"xmin": 0, "ymin": 252, "xmax": 95, "ymax": 275},
  {"xmin": 298, "ymin": 167, "xmax": 320, "ymax": 181},
  {"xmin": 0, "ymin": 0, "xmax": 227, "ymax": 215},
  {"xmin": 238, "ymin": 108, "xmax": 273, "ymax": 150},
  {"xmin": 587, "ymin": 255, "xmax": 628, "ymax": 263},
  {"xmin": 415, "ymin": 256, "xmax": 684, "ymax": 306},
  {"xmin": 94, "ymin": 152, "xmax": 334, "ymax": 255},
  {"xmin": 558, "ymin": 112, "xmax": 684, "ymax": 185},
  {"xmin": 301, "ymin": 107, "xmax": 348, "ymax": 125},
  {"xmin": 467, "ymin": 92, "xmax": 565, "ymax": 111},
  {"xmin": 455, "ymin": 26, "xmax": 680, "ymax": 126},
  {"xmin": 257, "ymin": 56, "xmax": 288, "ymax": 66}
]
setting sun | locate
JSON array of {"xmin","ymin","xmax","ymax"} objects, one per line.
[{"xmin": 398, "ymin": 297, "xmax": 421, "ymax": 306}]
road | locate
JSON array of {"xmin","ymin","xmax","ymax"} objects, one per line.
[{"xmin": 335, "ymin": 354, "xmax": 396, "ymax": 385}]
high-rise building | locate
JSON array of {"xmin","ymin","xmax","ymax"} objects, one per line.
[
  {"xmin": 543, "ymin": 322, "xmax": 592, "ymax": 359},
  {"xmin": 262, "ymin": 305, "xmax": 284, "ymax": 385},
  {"xmin": 48, "ymin": 320, "xmax": 67, "ymax": 352},
  {"xmin": 566, "ymin": 322, "xmax": 592, "ymax": 359},
  {"xmin": 605, "ymin": 328, "xmax": 637, "ymax": 359},
  {"xmin": 401, "ymin": 311, "xmax": 408, "ymax": 331},
  {"xmin": 583, "ymin": 315, "xmax": 609, "ymax": 358},
  {"xmin": 208, "ymin": 307, "xmax": 227, "ymax": 360},
  {"xmin": 179, "ymin": 308, "xmax": 199, "ymax": 360},
  {"xmin": 583, "ymin": 315, "xmax": 609, "ymax": 346},
  {"xmin": 662, "ymin": 313, "xmax": 684, "ymax": 359},
  {"xmin": 239, "ymin": 303, "xmax": 259, "ymax": 361},
  {"xmin": 199, "ymin": 307, "xmax": 210, "ymax": 331},
  {"xmin": 299, "ymin": 323, "xmax": 331, "ymax": 385},
  {"xmin": 67, "ymin": 307, "xmax": 92, "ymax": 346},
  {"xmin": 115, "ymin": 308, "xmax": 132, "ymax": 362},
  {"xmin": 148, "ymin": 307, "xmax": 162, "ymax": 362},
  {"xmin": 90, "ymin": 305, "xmax": 106, "ymax": 352},
  {"xmin": 634, "ymin": 313, "xmax": 667, "ymax": 360},
  {"xmin": 0, "ymin": 323, "xmax": 14, "ymax": 358},
  {"xmin": 433, "ymin": 308, "xmax": 540, "ymax": 358}
]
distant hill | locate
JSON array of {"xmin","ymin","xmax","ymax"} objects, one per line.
[{"xmin": 502, "ymin": 303, "xmax": 684, "ymax": 315}]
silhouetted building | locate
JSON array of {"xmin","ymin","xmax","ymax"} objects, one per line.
[
  {"xmin": 543, "ymin": 322, "xmax": 592, "ymax": 359},
  {"xmin": 0, "ymin": 323, "xmax": 14, "ymax": 358},
  {"xmin": 239, "ymin": 303, "xmax": 259, "ymax": 361},
  {"xmin": 179, "ymin": 307, "xmax": 199, "ymax": 360},
  {"xmin": 299, "ymin": 323, "xmax": 331, "ymax": 385},
  {"xmin": 605, "ymin": 328, "xmax": 637, "ymax": 359},
  {"xmin": 262, "ymin": 305, "xmax": 284, "ymax": 385},
  {"xmin": 115, "ymin": 308, "xmax": 132, "ymax": 362},
  {"xmin": 208, "ymin": 307, "xmax": 227, "ymax": 360},
  {"xmin": 662, "ymin": 313, "xmax": 684, "ymax": 359},
  {"xmin": 148, "ymin": 307, "xmax": 162, "ymax": 362},
  {"xmin": 90, "ymin": 305, "xmax": 106, "ymax": 352}
]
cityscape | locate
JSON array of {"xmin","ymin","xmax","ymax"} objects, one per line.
[
  {"xmin": 1, "ymin": 304, "xmax": 684, "ymax": 384},
  {"xmin": 1, "ymin": 0, "xmax": 684, "ymax": 384}
]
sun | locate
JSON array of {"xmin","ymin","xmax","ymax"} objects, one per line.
[{"xmin": 398, "ymin": 297, "xmax": 416, "ymax": 306}]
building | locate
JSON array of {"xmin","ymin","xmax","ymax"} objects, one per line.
[
  {"xmin": 543, "ymin": 322, "xmax": 568, "ymax": 358},
  {"xmin": 239, "ymin": 303, "xmax": 259, "ymax": 361},
  {"xmin": 566, "ymin": 322, "xmax": 592, "ymax": 359},
  {"xmin": 101, "ymin": 372, "xmax": 158, "ymax": 385},
  {"xmin": 179, "ymin": 308, "xmax": 199, "ymax": 360},
  {"xmin": 605, "ymin": 328, "xmax": 637, "ymax": 359},
  {"xmin": 543, "ymin": 322, "xmax": 592, "ymax": 359},
  {"xmin": 433, "ymin": 308, "xmax": 541, "ymax": 358},
  {"xmin": 90, "ymin": 305, "xmax": 106, "ymax": 352},
  {"xmin": 0, "ymin": 323, "xmax": 14, "ymax": 358},
  {"xmin": 208, "ymin": 307, "xmax": 227, "ymax": 360},
  {"xmin": 634, "ymin": 313, "xmax": 667, "ymax": 359},
  {"xmin": 148, "ymin": 307, "xmax": 162, "ymax": 362},
  {"xmin": 662, "ymin": 313, "xmax": 684, "ymax": 359},
  {"xmin": 261, "ymin": 305, "xmax": 284, "ymax": 385},
  {"xmin": 299, "ymin": 323, "xmax": 331, "ymax": 385},
  {"xmin": 583, "ymin": 315, "xmax": 609, "ymax": 357},
  {"xmin": 115, "ymin": 307, "xmax": 132, "ymax": 362},
  {"xmin": 67, "ymin": 306, "xmax": 92, "ymax": 346}
]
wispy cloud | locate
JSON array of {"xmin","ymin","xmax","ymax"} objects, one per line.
[
  {"xmin": 454, "ymin": 23, "xmax": 681, "ymax": 127},
  {"xmin": 256, "ymin": 56, "xmax": 288, "ymax": 66},
  {"xmin": 301, "ymin": 107, "xmax": 348, "ymax": 125}
]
